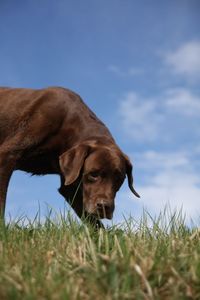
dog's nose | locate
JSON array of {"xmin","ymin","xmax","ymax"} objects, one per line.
[{"xmin": 96, "ymin": 202, "xmax": 114, "ymax": 219}]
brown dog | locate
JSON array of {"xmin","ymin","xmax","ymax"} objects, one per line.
[{"xmin": 0, "ymin": 87, "xmax": 139, "ymax": 227}]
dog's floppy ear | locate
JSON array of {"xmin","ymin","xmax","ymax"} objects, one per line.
[
  {"xmin": 59, "ymin": 144, "xmax": 90, "ymax": 185},
  {"xmin": 125, "ymin": 156, "xmax": 140, "ymax": 198}
]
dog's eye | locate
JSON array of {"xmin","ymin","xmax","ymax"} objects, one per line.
[{"xmin": 87, "ymin": 171, "xmax": 100, "ymax": 182}]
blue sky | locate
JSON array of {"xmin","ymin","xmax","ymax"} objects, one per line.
[{"xmin": 0, "ymin": 0, "xmax": 200, "ymax": 225}]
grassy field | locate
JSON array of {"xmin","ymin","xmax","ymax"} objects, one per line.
[{"xmin": 0, "ymin": 211, "xmax": 200, "ymax": 300}]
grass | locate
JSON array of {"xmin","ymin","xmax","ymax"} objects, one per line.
[{"xmin": 0, "ymin": 210, "xmax": 200, "ymax": 300}]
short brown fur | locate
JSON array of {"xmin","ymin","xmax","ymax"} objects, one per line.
[{"xmin": 0, "ymin": 87, "xmax": 139, "ymax": 227}]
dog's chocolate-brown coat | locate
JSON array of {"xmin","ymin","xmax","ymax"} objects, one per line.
[{"xmin": 0, "ymin": 87, "xmax": 139, "ymax": 226}]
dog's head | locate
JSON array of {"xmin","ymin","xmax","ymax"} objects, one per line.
[{"xmin": 59, "ymin": 141, "xmax": 140, "ymax": 219}]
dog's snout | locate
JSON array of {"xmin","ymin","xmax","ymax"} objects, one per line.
[
  {"xmin": 96, "ymin": 202, "xmax": 114, "ymax": 219},
  {"xmin": 96, "ymin": 202, "xmax": 112, "ymax": 211}
]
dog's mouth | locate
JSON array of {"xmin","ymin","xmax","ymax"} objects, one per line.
[
  {"xmin": 92, "ymin": 211, "xmax": 113, "ymax": 220},
  {"xmin": 85, "ymin": 204, "xmax": 114, "ymax": 220}
]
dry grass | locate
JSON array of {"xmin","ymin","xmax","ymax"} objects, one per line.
[{"xmin": 0, "ymin": 210, "xmax": 200, "ymax": 299}]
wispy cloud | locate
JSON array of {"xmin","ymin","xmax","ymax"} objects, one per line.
[
  {"xmin": 135, "ymin": 150, "xmax": 190, "ymax": 172},
  {"xmin": 164, "ymin": 41, "xmax": 200, "ymax": 79},
  {"xmin": 108, "ymin": 65, "xmax": 143, "ymax": 77},
  {"xmin": 118, "ymin": 88, "xmax": 200, "ymax": 143},
  {"xmin": 115, "ymin": 150, "xmax": 200, "ymax": 224},
  {"xmin": 165, "ymin": 88, "xmax": 200, "ymax": 116},
  {"xmin": 116, "ymin": 39, "xmax": 200, "ymax": 223},
  {"xmin": 118, "ymin": 92, "xmax": 163, "ymax": 142},
  {"xmin": 137, "ymin": 150, "xmax": 200, "ymax": 223}
]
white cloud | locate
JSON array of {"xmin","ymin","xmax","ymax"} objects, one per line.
[
  {"xmin": 118, "ymin": 89, "xmax": 200, "ymax": 142},
  {"xmin": 165, "ymin": 88, "xmax": 200, "ymax": 116},
  {"xmin": 135, "ymin": 150, "xmax": 190, "ymax": 172},
  {"xmin": 115, "ymin": 150, "xmax": 200, "ymax": 225},
  {"xmin": 137, "ymin": 150, "xmax": 200, "ymax": 223},
  {"xmin": 118, "ymin": 92, "xmax": 163, "ymax": 142},
  {"xmin": 139, "ymin": 170, "xmax": 200, "ymax": 224},
  {"xmin": 165, "ymin": 41, "xmax": 200, "ymax": 79},
  {"xmin": 108, "ymin": 65, "xmax": 143, "ymax": 77}
]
